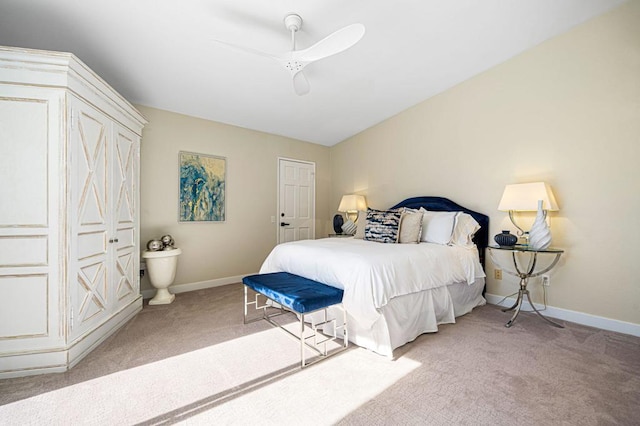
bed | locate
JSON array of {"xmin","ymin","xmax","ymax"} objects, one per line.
[{"xmin": 259, "ymin": 197, "xmax": 489, "ymax": 358}]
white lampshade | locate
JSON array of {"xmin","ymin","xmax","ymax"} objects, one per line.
[
  {"xmin": 498, "ymin": 182, "xmax": 559, "ymax": 212},
  {"xmin": 338, "ymin": 194, "xmax": 367, "ymax": 212}
]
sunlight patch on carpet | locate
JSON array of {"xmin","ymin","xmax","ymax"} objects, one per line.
[
  {"xmin": 185, "ymin": 349, "xmax": 422, "ymax": 424},
  {"xmin": 0, "ymin": 324, "xmax": 420, "ymax": 425}
]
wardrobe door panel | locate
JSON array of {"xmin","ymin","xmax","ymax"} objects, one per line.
[
  {"xmin": 112, "ymin": 125, "xmax": 140, "ymax": 308},
  {"xmin": 68, "ymin": 97, "xmax": 111, "ymax": 341}
]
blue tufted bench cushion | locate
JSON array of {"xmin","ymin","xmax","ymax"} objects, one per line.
[{"xmin": 242, "ymin": 272, "xmax": 343, "ymax": 314}]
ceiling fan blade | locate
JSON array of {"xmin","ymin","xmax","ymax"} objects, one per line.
[
  {"xmin": 296, "ymin": 23, "xmax": 365, "ymax": 62},
  {"xmin": 213, "ymin": 39, "xmax": 279, "ymax": 60},
  {"xmin": 293, "ymin": 71, "xmax": 310, "ymax": 96},
  {"xmin": 214, "ymin": 16, "xmax": 362, "ymax": 96}
]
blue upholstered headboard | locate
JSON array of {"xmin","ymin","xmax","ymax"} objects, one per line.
[{"xmin": 391, "ymin": 196, "xmax": 489, "ymax": 268}]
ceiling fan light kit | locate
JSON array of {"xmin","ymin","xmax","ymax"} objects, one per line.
[{"xmin": 216, "ymin": 13, "xmax": 365, "ymax": 96}]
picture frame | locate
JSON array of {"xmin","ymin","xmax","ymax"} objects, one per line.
[{"xmin": 179, "ymin": 151, "xmax": 226, "ymax": 222}]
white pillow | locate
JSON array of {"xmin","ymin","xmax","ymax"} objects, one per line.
[
  {"xmin": 451, "ymin": 213, "xmax": 480, "ymax": 247},
  {"xmin": 353, "ymin": 210, "xmax": 367, "ymax": 239},
  {"xmin": 419, "ymin": 208, "xmax": 458, "ymax": 245},
  {"xmin": 398, "ymin": 211, "xmax": 423, "ymax": 244}
]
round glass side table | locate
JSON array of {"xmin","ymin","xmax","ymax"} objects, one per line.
[{"xmin": 488, "ymin": 245, "xmax": 564, "ymax": 328}]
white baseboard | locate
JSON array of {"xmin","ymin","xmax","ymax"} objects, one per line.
[
  {"xmin": 141, "ymin": 273, "xmax": 253, "ymax": 300},
  {"xmin": 485, "ymin": 293, "xmax": 640, "ymax": 337}
]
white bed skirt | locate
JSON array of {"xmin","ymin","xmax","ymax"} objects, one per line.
[{"xmin": 308, "ymin": 278, "xmax": 486, "ymax": 358}]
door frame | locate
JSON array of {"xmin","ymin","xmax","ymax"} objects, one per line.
[{"xmin": 277, "ymin": 157, "xmax": 316, "ymax": 244}]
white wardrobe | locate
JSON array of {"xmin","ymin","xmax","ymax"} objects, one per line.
[{"xmin": 0, "ymin": 46, "xmax": 147, "ymax": 378}]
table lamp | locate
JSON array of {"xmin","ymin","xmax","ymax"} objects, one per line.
[
  {"xmin": 498, "ymin": 182, "xmax": 559, "ymax": 236},
  {"xmin": 338, "ymin": 194, "xmax": 367, "ymax": 222}
]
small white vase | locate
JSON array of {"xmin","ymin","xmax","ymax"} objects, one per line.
[{"xmin": 529, "ymin": 200, "xmax": 552, "ymax": 250}]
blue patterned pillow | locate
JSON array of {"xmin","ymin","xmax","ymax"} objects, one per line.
[{"xmin": 364, "ymin": 208, "xmax": 402, "ymax": 243}]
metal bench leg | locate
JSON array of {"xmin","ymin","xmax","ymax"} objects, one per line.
[
  {"xmin": 243, "ymin": 285, "xmax": 248, "ymax": 324},
  {"xmin": 343, "ymin": 305, "xmax": 348, "ymax": 349},
  {"xmin": 243, "ymin": 287, "xmax": 348, "ymax": 368},
  {"xmin": 301, "ymin": 313, "xmax": 305, "ymax": 368}
]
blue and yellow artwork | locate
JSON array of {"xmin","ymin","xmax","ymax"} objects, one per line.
[{"xmin": 179, "ymin": 152, "xmax": 226, "ymax": 222}]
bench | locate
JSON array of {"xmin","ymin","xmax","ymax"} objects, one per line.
[{"xmin": 242, "ymin": 272, "xmax": 348, "ymax": 368}]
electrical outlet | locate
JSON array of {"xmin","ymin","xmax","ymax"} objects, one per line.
[
  {"xmin": 494, "ymin": 269, "xmax": 502, "ymax": 280},
  {"xmin": 542, "ymin": 275, "xmax": 550, "ymax": 287}
]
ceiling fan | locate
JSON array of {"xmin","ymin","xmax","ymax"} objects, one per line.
[{"xmin": 215, "ymin": 13, "xmax": 365, "ymax": 96}]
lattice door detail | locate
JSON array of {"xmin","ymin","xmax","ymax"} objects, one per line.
[
  {"xmin": 77, "ymin": 261, "xmax": 107, "ymax": 322},
  {"xmin": 71, "ymin": 104, "xmax": 111, "ymax": 336},
  {"xmin": 116, "ymin": 252, "xmax": 134, "ymax": 300},
  {"xmin": 114, "ymin": 130, "xmax": 137, "ymax": 302},
  {"xmin": 114, "ymin": 131, "xmax": 134, "ymax": 226},
  {"xmin": 77, "ymin": 113, "xmax": 107, "ymax": 227}
]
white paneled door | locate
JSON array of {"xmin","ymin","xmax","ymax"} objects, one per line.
[{"xmin": 278, "ymin": 159, "xmax": 315, "ymax": 243}]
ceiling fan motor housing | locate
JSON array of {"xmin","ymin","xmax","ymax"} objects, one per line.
[{"xmin": 284, "ymin": 13, "xmax": 303, "ymax": 32}]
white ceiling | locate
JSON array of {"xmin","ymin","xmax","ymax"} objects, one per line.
[{"xmin": 0, "ymin": 0, "xmax": 624, "ymax": 146}]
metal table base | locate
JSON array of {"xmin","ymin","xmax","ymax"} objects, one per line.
[
  {"xmin": 502, "ymin": 278, "xmax": 564, "ymax": 328},
  {"xmin": 489, "ymin": 246, "xmax": 565, "ymax": 329}
]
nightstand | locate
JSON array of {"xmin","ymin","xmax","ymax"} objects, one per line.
[{"xmin": 488, "ymin": 245, "xmax": 564, "ymax": 328}]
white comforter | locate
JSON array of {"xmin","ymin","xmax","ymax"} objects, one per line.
[{"xmin": 260, "ymin": 238, "xmax": 486, "ymax": 328}]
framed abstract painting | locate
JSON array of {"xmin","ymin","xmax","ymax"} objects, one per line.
[{"xmin": 179, "ymin": 151, "xmax": 226, "ymax": 222}]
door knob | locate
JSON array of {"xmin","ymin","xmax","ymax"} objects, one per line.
[{"xmin": 280, "ymin": 222, "xmax": 290, "ymax": 227}]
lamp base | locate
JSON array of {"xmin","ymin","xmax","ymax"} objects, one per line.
[{"xmin": 332, "ymin": 214, "xmax": 344, "ymax": 234}]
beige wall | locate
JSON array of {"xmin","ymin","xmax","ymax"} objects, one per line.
[
  {"xmin": 330, "ymin": 1, "xmax": 640, "ymax": 324},
  {"xmin": 137, "ymin": 106, "xmax": 331, "ymax": 292}
]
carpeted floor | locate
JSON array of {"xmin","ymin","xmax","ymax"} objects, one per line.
[{"xmin": 1, "ymin": 283, "xmax": 639, "ymax": 425}]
